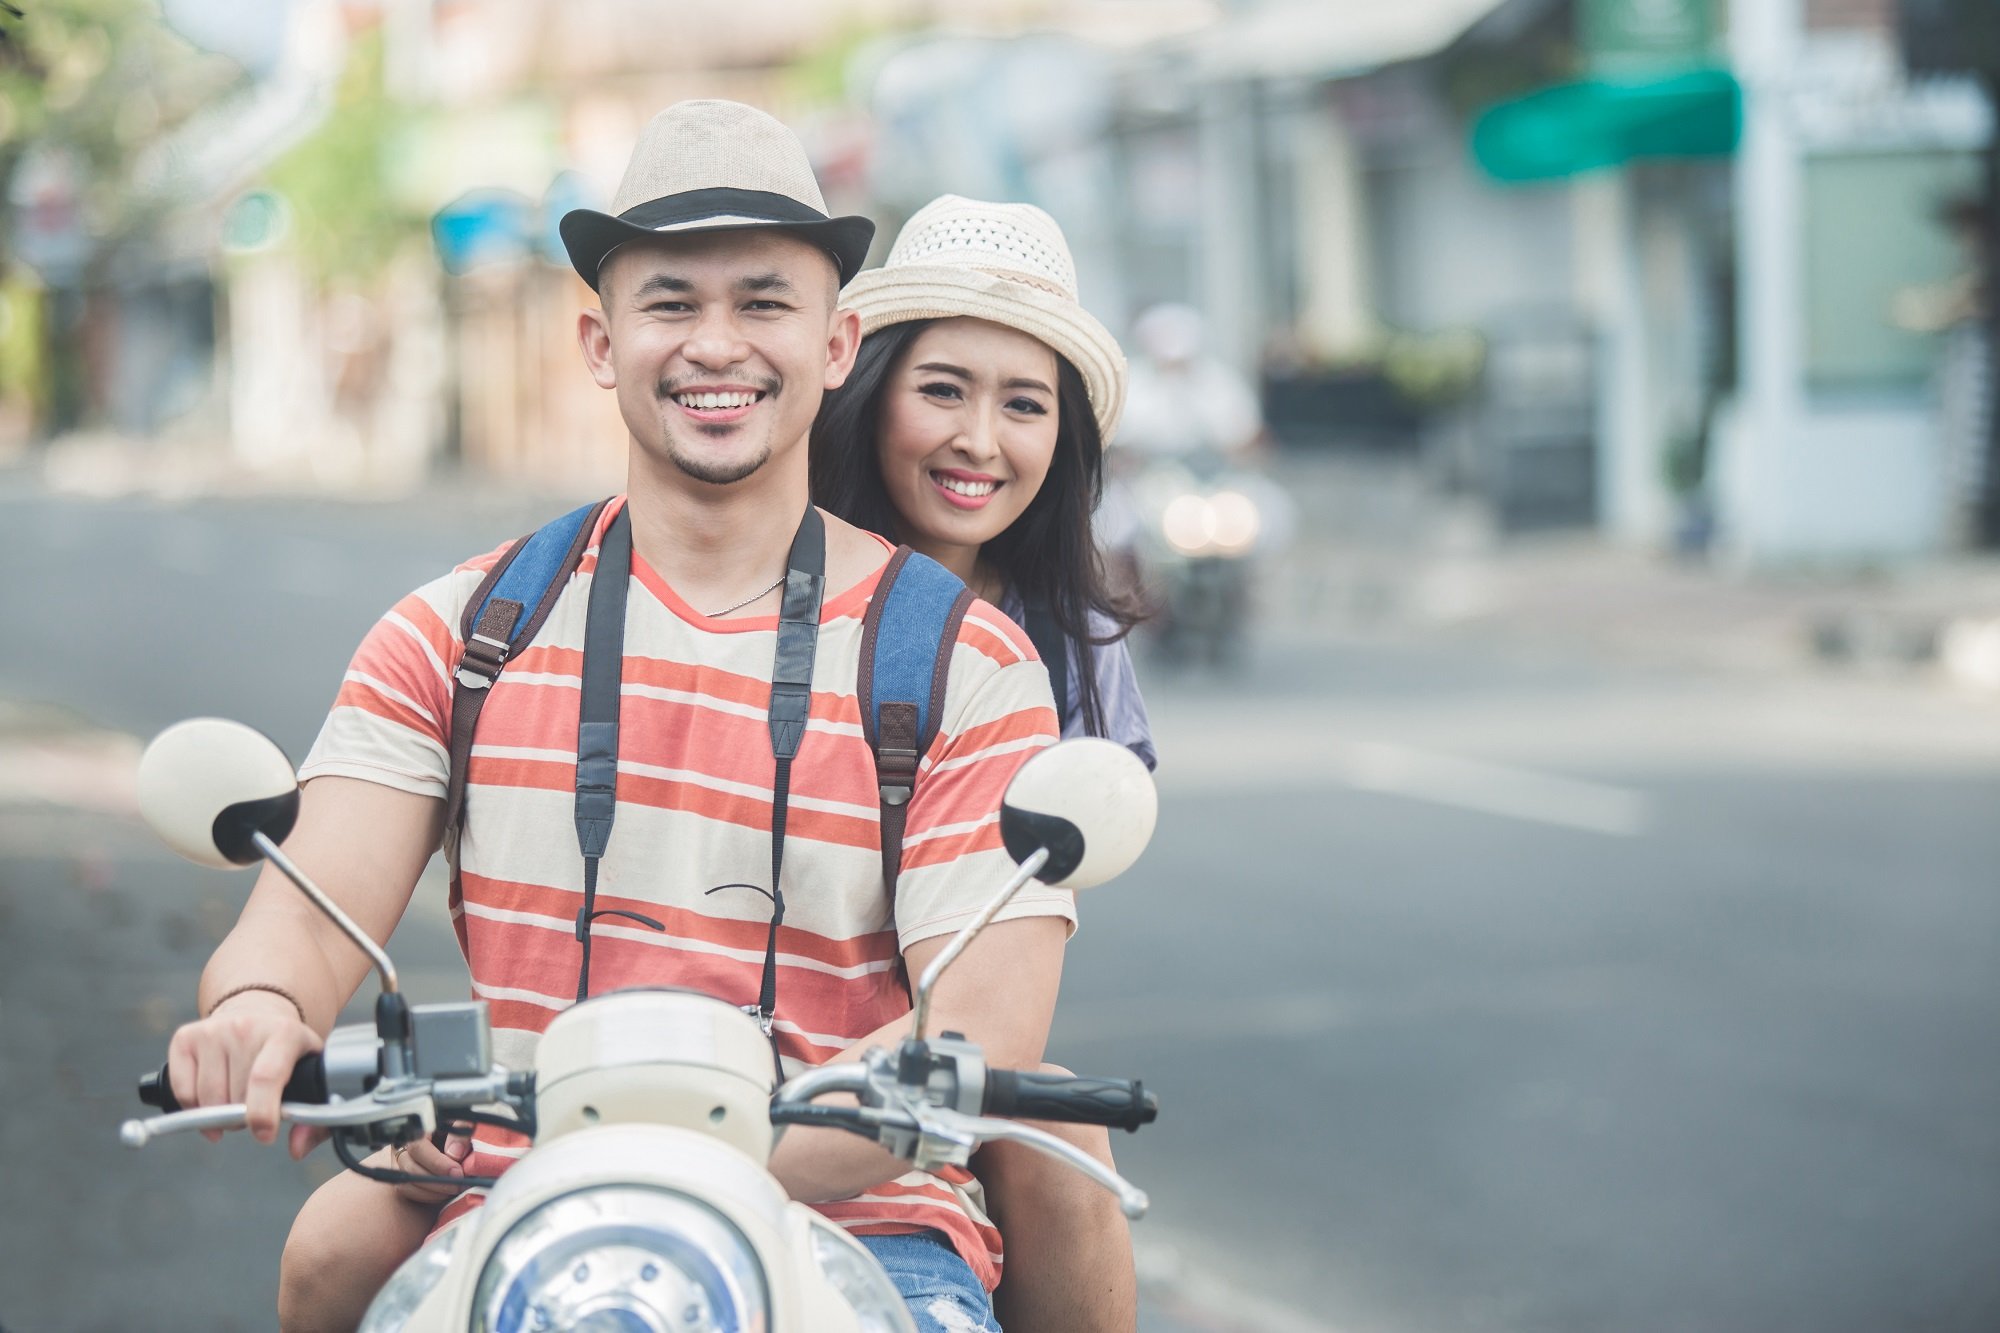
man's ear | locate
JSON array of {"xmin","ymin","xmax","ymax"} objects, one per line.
[
  {"xmin": 578, "ymin": 306, "xmax": 617, "ymax": 389},
  {"xmin": 824, "ymin": 306, "xmax": 862, "ymax": 392}
]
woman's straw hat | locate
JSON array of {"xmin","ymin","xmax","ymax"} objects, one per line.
[
  {"xmin": 840, "ymin": 195, "xmax": 1127, "ymax": 445},
  {"xmin": 559, "ymin": 100, "xmax": 875, "ymax": 291}
]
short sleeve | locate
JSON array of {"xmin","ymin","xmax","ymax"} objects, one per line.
[
  {"xmin": 890, "ymin": 599, "xmax": 1072, "ymax": 952},
  {"xmin": 1071, "ymin": 616, "xmax": 1157, "ymax": 771},
  {"xmin": 297, "ymin": 570, "xmax": 477, "ymax": 798}
]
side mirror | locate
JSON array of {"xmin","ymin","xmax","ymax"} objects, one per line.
[
  {"xmin": 136, "ymin": 718, "xmax": 301, "ymax": 869},
  {"xmin": 1000, "ymin": 738, "xmax": 1157, "ymax": 889}
]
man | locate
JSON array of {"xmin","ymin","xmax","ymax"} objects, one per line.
[{"xmin": 165, "ymin": 101, "xmax": 1093, "ymax": 1333}]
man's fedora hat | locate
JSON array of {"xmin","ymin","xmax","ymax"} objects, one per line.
[{"xmin": 559, "ymin": 100, "xmax": 875, "ymax": 292}]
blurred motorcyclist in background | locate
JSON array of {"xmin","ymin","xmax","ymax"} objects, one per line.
[
  {"xmin": 1116, "ymin": 303, "xmax": 1264, "ymax": 466},
  {"xmin": 1105, "ymin": 304, "xmax": 1289, "ymax": 667}
]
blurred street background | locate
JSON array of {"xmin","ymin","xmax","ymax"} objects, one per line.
[{"xmin": 3, "ymin": 0, "xmax": 1999, "ymax": 1330}]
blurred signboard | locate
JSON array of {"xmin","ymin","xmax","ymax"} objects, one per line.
[
  {"xmin": 432, "ymin": 190, "xmax": 536, "ymax": 276},
  {"xmin": 1471, "ymin": 68, "xmax": 1741, "ymax": 182},
  {"xmin": 1581, "ymin": 0, "xmax": 1715, "ymax": 73}
]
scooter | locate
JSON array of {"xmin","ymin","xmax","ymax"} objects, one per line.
[
  {"xmin": 122, "ymin": 721, "xmax": 1160, "ymax": 1332},
  {"xmin": 1129, "ymin": 447, "xmax": 1286, "ymax": 668}
]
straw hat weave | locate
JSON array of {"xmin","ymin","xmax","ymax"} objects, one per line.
[{"xmin": 841, "ymin": 195, "xmax": 1127, "ymax": 445}]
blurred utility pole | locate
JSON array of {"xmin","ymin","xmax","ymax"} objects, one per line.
[
  {"xmin": 1729, "ymin": 0, "xmax": 1806, "ymax": 565},
  {"xmin": 1898, "ymin": 0, "xmax": 2000, "ymax": 546}
]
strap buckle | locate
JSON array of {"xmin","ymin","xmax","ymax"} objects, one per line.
[
  {"xmin": 454, "ymin": 633, "xmax": 511, "ymax": 690},
  {"xmin": 741, "ymin": 1003, "xmax": 776, "ymax": 1037},
  {"xmin": 877, "ymin": 746, "xmax": 919, "ymax": 807}
]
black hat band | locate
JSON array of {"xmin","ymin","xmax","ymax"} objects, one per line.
[{"xmin": 618, "ymin": 188, "xmax": 833, "ymax": 232}]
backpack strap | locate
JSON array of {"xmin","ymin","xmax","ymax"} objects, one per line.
[
  {"xmin": 858, "ymin": 547, "xmax": 975, "ymax": 893},
  {"xmin": 443, "ymin": 497, "xmax": 611, "ymax": 835},
  {"xmin": 1020, "ymin": 595, "xmax": 1070, "ymax": 734}
]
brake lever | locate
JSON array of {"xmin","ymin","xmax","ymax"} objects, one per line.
[
  {"xmin": 120, "ymin": 1090, "xmax": 436, "ymax": 1149},
  {"xmin": 911, "ymin": 1107, "xmax": 1150, "ymax": 1219}
]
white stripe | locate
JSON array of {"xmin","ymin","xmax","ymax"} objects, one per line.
[
  {"xmin": 488, "ymin": 669, "xmax": 580, "ymax": 690},
  {"xmin": 469, "ymin": 976, "xmax": 572, "ymax": 1011},
  {"xmin": 904, "ymin": 811, "xmax": 998, "ymax": 847},
  {"xmin": 459, "ymin": 899, "xmax": 901, "ymax": 981},
  {"xmin": 623, "ymin": 682, "xmax": 764, "ymax": 719},
  {"xmin": 928, "ymin": 733, "xmax": 1045, "ymax": 776},
  {"xmin": 469, "ymin": 743, "xmax": 574, "ymax": 764},
  {"xmin": 961, "ymin": 611, "xmax": 1028, "ymax": 662},
  {"xmin": 467, "ymin": 1138, "xmax": 529, "ymax": 1159},
  {"xmin": 384, "ymin": 611, "xmax": 450, "ymax": 684},
  {"xmin": 344, "ymin": 670, "xmax": 439, "ymax": 726},
  {"xmin": 769, "ymin": 1017, "xmax": 860, "ymax": 1051},
  {"xmin": 322, "ymin": 705, "xmax": 449, "ymax": 766}
]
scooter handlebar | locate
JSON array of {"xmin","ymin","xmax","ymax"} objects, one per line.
[
  {"xmin": 980, "ymin": 1070, "xmax": 1157, "ymax": 1132},
  {"xmin": 138, "ymin": 1054, "xmax": 329, "ymax": 1114}
]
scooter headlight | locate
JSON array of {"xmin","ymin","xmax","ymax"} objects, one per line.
[
  {"xmin": 1207, "ymin": 489, "xmax": 1262, "ymax": 554},
  {"xmin": 808, "ymin": 1218, "xmax": 919, "ymax": 1333},
  {"xmin": 358, "ymin": 1220, "xmax": 460, "ymax": 1332},
  {"xmin": 1161, "ymin": 493, "xmax": 1217, "ymax": 556},
  {"xmin": 472, "ymin": 1187, "xmax": 767, "ymax": 1333}
]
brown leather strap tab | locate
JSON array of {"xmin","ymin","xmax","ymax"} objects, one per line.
[
  {"xmin": 444, "ymin": 597, "xmax": 522, "ymax": 834},
  {"xmin": 876, "ymin": 700, "xmax": 922, "ymax": 890},
  {"xmin": 456, "ymin": 599, "xmax": 522, "ymax": 688}
]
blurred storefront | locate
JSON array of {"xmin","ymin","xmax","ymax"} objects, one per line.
[{"xmin": 1081, "ymin": 0, "xmax": 1993, "ymax": 561}]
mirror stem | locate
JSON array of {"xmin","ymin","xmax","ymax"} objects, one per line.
[
  {"xmin": 909, "ymin": 847, "xmax": 1049, "ymax": 1042},
  {"xmin": 252, "ymin": 831, "xmax": 400, "ymax": 995}
]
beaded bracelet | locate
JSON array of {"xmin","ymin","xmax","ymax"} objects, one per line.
[{"xmin": 205, "ymin": 982, "xmax": 307, "ymax": 1025}]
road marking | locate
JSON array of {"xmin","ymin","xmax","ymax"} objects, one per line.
[
  {"xmin": 1161, "ymin": 728, "xmax": 1650, "ymax": 836},
  {"xmin": 1137, "ymin": 1231, "xmax": 1347, "ymax": 1333}
]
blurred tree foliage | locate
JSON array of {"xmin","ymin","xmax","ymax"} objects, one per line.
[
  {"xmin": 0, "ymin": 0, "xmax": 240, "ymax": 266},
  {"xmin": 261, "ymin": 31, "xmax": 421, "ymax": 284}
]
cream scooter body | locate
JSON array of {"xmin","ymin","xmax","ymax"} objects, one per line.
[{"xmin": 392, "ymin": 990, "xmax": 883, "ymax": 1332}]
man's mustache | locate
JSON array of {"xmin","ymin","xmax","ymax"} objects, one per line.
[{"xmin": 656, "ymin": 374, "xmax": 782, "ymax": 398}]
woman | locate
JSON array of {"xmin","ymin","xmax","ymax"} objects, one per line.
[
  {"xmin": 812, "ymin": 194, "xmax": 1154, "ymax": 1332},
  {"xmin": 813, "ymin": 194, "xmax": 1152, "ymax": 767}
]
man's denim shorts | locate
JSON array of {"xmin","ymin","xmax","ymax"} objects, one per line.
[{"xmin": 858, "ymin": 1230, "xmax": 1002, "ymax": 1332}]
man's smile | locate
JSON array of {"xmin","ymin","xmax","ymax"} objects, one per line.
[{"xmin": 667, "ymin": 384, "xmax": 770, "ymax": 424}]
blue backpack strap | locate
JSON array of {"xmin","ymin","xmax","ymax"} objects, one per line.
[
  {"xmin": 859, "ymin": 547, "xmax": 975, "ymax": 891},
  {"xmin": 443, "ymin": 497, "xmax": 611, "ymax": 833}
]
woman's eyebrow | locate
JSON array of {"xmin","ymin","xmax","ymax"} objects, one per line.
[
  {"xmin": 913, "ymin": 361, "xmax": 973, "ymax": 380},
  {"xmin": 1001, "ymin": 376, "xmax": 1054, "ymax": 394}
]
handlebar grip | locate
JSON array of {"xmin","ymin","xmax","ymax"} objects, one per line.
[
  {"xmin": 138, "ymin": 1054, "xmax": 329, "ymax": 1114},
  {"xmin": 981, "ymin": 1070, "xmax": 1158, "ymax": 1132}
]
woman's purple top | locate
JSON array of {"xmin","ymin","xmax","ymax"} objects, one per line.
[{"xmin": 997, "ymin": 587, "xmax": 1157, "ymax": 771}]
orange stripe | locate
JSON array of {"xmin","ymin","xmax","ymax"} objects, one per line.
[
  {"xmin": 958, "ymin": 619, "xmax": 1028, "ymax": 667},
  {"xmin": 462, "ymin": 872, "xmax": 901, "ymax": 968},
  {"xmin": 331, "ymin": 680, "xmax": 440, "ymax": 743}
]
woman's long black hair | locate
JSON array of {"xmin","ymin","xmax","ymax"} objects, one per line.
[{"xmin": 809, "ymin": 318, "xmax": 1142, "ymax": 738}]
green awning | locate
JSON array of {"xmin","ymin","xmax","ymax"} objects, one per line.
[{"xmin": 1471, "ymin": 67, "xmax": 1742, "ymax": 183}]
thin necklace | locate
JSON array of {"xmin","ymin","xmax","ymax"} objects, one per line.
[{"xmin": 704, "ymin": 572, "xmax": 786, "ymax": 619}]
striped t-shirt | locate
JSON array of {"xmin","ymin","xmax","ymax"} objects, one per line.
[{"xmin": 298, "ymin": 497, "xmax": 1069, "ymax": 1289}]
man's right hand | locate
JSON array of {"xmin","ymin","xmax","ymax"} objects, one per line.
[{"xmin": 166, "ymin": 989, "xmax": 323, "ymax": 1148}]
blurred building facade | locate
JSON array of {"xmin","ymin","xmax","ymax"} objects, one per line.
[{"xmin": 2, "ymin": 0, "xmax": 1991, "ymax": 566}]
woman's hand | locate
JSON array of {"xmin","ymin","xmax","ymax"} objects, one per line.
[{"xmin": 389, "ymin": 1130, "xmax": 473, "ymax": 1205}]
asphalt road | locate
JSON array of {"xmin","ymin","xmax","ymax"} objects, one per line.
[{"xmin": 2, "ymin": 485, "xmax": 1996, "ymax": 1332}]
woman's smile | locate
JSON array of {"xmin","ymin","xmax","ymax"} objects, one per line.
[{"xmin": 930, "ymin": 467, "xmax": 1004, "ymax": 509}]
